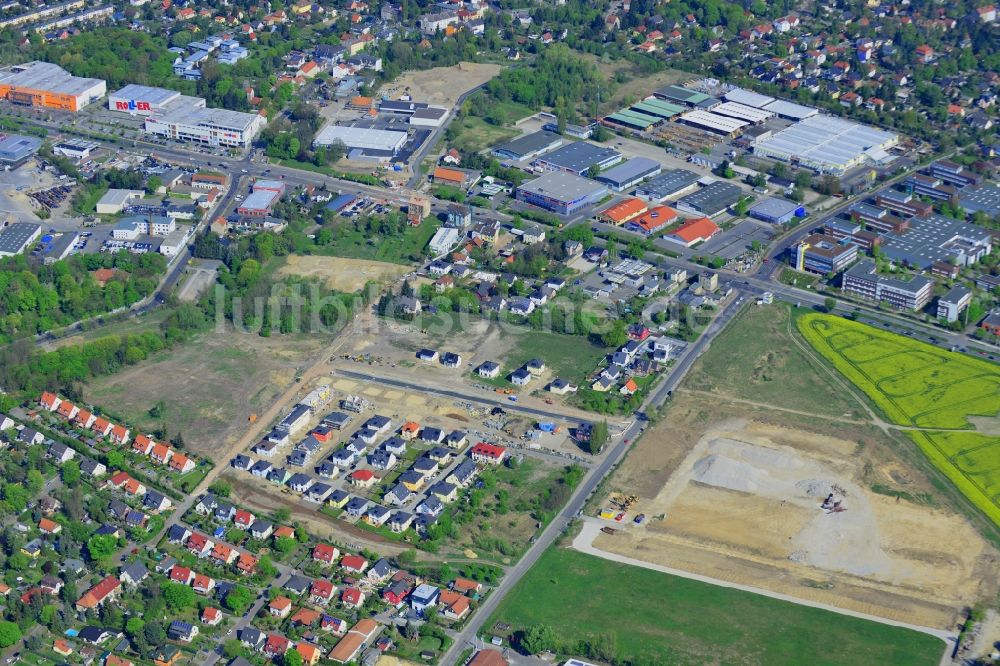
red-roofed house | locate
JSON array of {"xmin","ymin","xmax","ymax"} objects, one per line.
[
  {"xmin": 269, "ymin": 596, "xmax": 293, "ymax": 618},
  {"xmin": 57, "ymin": 401, "xmax": 79, "ymax": 420},
  {"xmin": 170, "ymin": 566, "xmax": 194, "ymax": 584},
  {"xmin": 310, "ymin": 579, "xmax": 336, "ymax": 604},
  {"xmin": 471, "ymin": 443, "xmax": 507, "ymax": 465},
  {"xmin": 40, "ymin": 392, "xmax": 61, "ymax": 412},
  {"xmin": 192, "ymin": 574, "xmax": 215, "ymax": 595},
  {"xmin": 169, "ymin": 453, "xmax": 195, "ymax": 473},
  {"xmin": 295, "ymin": 642, "xmax": 321, "ymax": 666},
  {"xmin": 340, "ymin": 554, "xmax": 368, "ymax": 574},
  {"xmin": 211, "ymin": 542, "xmax": 237, "ymax": 565},
  {"xmin": 92, "ymin": 417, "xmax": 113, "ymax": 437},
  {"xmin": 75, "ymin": 576, "xmax": 121, "ymax": 612},
  {"xmin": 349, "ymin": 469, "xmax": 376, "ymax": 488},
  {"xmin": 39, "ymin": 518, "xmax": 61, "ymax": 534},
  {"xmin": 663, "ymin": 217, "xmax": 720, "ymax": 247},
  {"xmin": 274, "ymin": 525, "xmax": 295, "ymax": 540},
  {"xmin": 237, "ymin": 552, "xmax": 258, "ymax": 575},
  {"xmin": 74, "ymin": 408, "xmax": 96, "ymax": 428},
  {"xmin": 291, "ymin": 608, "xmax": 321, "ymax": 627},
  {"xmin": 132, "ymin": 434, "xmax": 155, "ymax": 456},
  {"xmin": 109, "ymin": 424, "xmax": 130, "ymax": 445},
  {"xmin": 202, "ymin": 607, "xmax": 223, "ymax": 625},
  {"xmin": 340, "ymin": 587, "xmax": 365, "ymax": 608},
  {"xmin": 234, "ymin": 510, "xmax": 255, "ymax": 529},
  {"xmin": 264, "ymin": 634, "xmax": 292, "ymax": 657},
  {"xmin": 312, "ymin": 543, "xmax": 339, "ymax": 565},
  {"xmin": 149, "ymin": 443, "xmax": 171, "ymax": 464}
]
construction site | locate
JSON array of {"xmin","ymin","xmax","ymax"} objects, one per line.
[{"xmin": 586, "ymin": 400, "xmax": 998, "ymax": 631}]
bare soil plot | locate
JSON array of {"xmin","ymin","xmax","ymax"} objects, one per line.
[
  {"xmin": 382, "ymin": 62, "xmax": 503, "ymax": 109},
  {"xmin": 597, "ymin": 395, "xmax": 998, "ymax": 631},
  {"xmin": 277, "ymin": 255, "xmax": 410, "ymax": 292},
  {"xmin": 85, "ymin": 327, "xmax": 333, "ymax": 459}
]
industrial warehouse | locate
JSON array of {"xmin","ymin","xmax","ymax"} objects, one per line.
[
  {"xmin": 491, "ymin": 130, "xmax": 564, "ymax": 162},
  {"xmin": 107, "ymin": 84, "xmax": 264, "ymax": 148},
  {"xmin": 312, "ymin": 125, "xmax": 409, "ymax": 160},
  {"xmin": 515, "ymin": 171, "xmax": 608, "ymax": 215},
  {"xmin": 0, "ymin": 133, "xmax": 42, "ymax": 167},
  {"xmin": 752, "ymin": 115, "xmax": 899, "ymax": 175},
  {"xmin": 0, "ymin": 61, "xmax": 106, "ymax": 112},
  {"xmin": 530, "ymin": 141, "xmax": 623, "ymax": 175}
]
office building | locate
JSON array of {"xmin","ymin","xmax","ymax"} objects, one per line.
[
  {"xmin": 936, "ymin": 285, "xmax": 972, "ymax": 323},
  {"xmin": 793, "ymin": 233, "xmax": 858, "ymax": 274},
  {"xmin": 842, "ymin": 259, "xmax": 933, "ymax": 310},
  {"xmin": 0, "ymin": 61, "xmax": 105, "ymax": 111}
]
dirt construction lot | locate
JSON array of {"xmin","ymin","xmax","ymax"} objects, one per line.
[
  {"xmin": 278, "ymin": 255, "xmax": 410, "ymax": 292},
  {"xmin": 380, "ymin": 62, "xmax": 503, "ymax": 109},
  {"xmin": 594, "ymin": 395, "xmax": 998, "ymax": 630},
  {"xmin": 86, "ymin": 327, "xmax": 334, "ymax": 459}
]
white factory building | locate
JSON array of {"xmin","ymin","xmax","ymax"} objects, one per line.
[
  {"xmin": 753, "ymin": 115, "xmax": 899, "ymax": 175},
  {"xmin": 313, "ymin": 125, "xmax": 408, "ymax": 154},
  {"xmin": 108, "ymin": 84, "xmax": 265, "ymax": 148}
]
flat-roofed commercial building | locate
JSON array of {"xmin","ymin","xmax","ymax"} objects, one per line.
[
  {"xmin": 722, "ymin": 88, "xmax": 776, "ymax": 108},
  {"xmin": 842, "ymin": 259, "xmax": 932, "ymax": 311},
  {"xmin": 108, "ymin": 84, "xmax": 195, "ymax": 115},
  {"xmin": 634, "ymin": 169, "xmax": 700, "ymax": 202},
  {"xmin": 653, "ymin": 85, "xmax": 720, "ymax": 109},
  {"xmin": 793, "ymin": 233, "xmax": 858, "ymax": 274},
  {"xmin": 491, "ymin": 130, "xmax": 563, "ymax": 161},
  {"xmin": 516, "ymin": 171, "xmax": 608, "ymax": 215},
  {"xmin": 0, "ymin": 133, "xmax": 41, "ymax": 167},
  {"xmin": 0, "ymin": 61, "xmax": 105, "ymax": 111},
  {"xmin": 144, "ymin": 104, "xmax": 265, "ymax": 148},
  {"xmin": 678, "ymin": 110, "xmax": 749, "ymax": 137},
  {"xmin": 753, "ymin": 115, "xmax": 898, "ymax": 175},
  {"xmin": 711, "ymin": 101, "xmax": 775, "ymax": 124},
  {"xmin": 0, "ymin": 222, "xmax": 41, "ymax": 257},
  {"xmin": 879, "ymin": 215, "xmax": 992, "ymax": 269},
  {"xmin": 936, "ymin": 285, "xmax": 972, "ymax": 323},
  {"xmin": 748, "ymin": 197, "xmax": 803, "ymax": 224},
  {"xmin": 595, "ymin": 157, "xmax": 661, "ymax": 192},
  {"xmin": 531, "ymin": 142, "xmax": 622, "ymax": 175},
  {"xmin": 313, "ymin": 125, "xmax": 407, "ymax": 153},
  {"xmin": 675, "ymin": 180, "xmax": 744, "ymax": 217}
]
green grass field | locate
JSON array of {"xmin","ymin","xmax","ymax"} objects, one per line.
[
  {"xmin": 448, "ymin": 116, "xmax": 520, "ymax": 153},
  {"xmin": 502, "ymin": 330, "xmax": 608, "ymax": 383},
  {"xmin": 686, "ymin": 305, "xmax": 864, "ymax": 418},
  {"xmin": 797, "ymin": 313, "xmax": 1000, "ymax": 525},
  {"xmin": 318, "ymin": 220, "xmax": 440, "ymax": 265},
  {"xmin": 489, "ymin": 548, "xmax": 944, "ymax": 666}
]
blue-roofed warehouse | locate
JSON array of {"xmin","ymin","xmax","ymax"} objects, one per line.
[{"xmin": 325, "ymin": 194, "xmax": 356, "ymax": 214}]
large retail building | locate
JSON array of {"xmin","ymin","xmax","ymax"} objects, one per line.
[
  {"xmin": 0, "ymin": 61, "xmax": 105, "ymax": 112},
  {"xmin": 108, "ymin": 84, "xmax": 265, "ymax": 148}
]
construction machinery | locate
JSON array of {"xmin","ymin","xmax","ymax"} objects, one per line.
[
  {"xmin": 609, "ymin": 493, "xmax": 638, "ymax": 512},
  {"xmin": 821, "ymin": 493, "xmax": 847, "ymax": 513}
]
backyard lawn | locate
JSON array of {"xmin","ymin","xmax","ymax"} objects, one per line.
[
  {"xmin": 501, "ymin": 330, "xmax": 609, "ymax": 383},
  {"xmin": 489, "ymin": 547, "xmax": 945, "ymax": 666}
]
